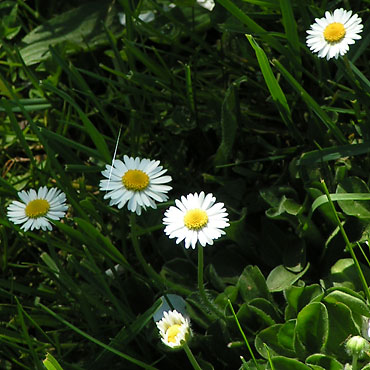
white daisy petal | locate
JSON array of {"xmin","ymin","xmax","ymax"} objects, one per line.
[
  {"xmin": 163, "ymin": 192, "xmax": 229, "ymax": 248},
  {"xmin": 99, "ymin": 156, "xmax": 172, "ymax": 214},
  {"xmin": 7, "ymin": 187, "xmax": 68, "ymax": 232},
  {"xmin": 306, "ymin": 8, "xmax": 362, "ymax": 60},
  {"xmin": 156, "ymin": 310, "xmax": 191, "ymax": 349}
]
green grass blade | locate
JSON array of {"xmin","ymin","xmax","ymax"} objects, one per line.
[
  {"xmin": 214, "ymin": 77, "xmax": 245, "ymax": 165},
  {"xmin": 298, "ymin": 142, "xmax": 370, "ymax": 166},
  {"xmin": 36, "ymin": 302, "xmax": 158, "ymax": 370},
  {"xmin": 279, "ymin": 0, "xmax": 301, "ymax": 74},
  {"xmin": 272, "ymin": 58, "xmax": 347, "ymax": 144},
  {"xmin": 43, "ymin": 353, "xmax": 64, "ymax": 370},
  {"xmin": 311, "ymin": 193, "xmax": 370, "ymax": 215},
  {"xmin": 246, "ymin": 35, "xmax": 301, "ymax": 141},
  {"xmin": 41, "ymin": 82, "xmax": 111, "ymax": 163},
  {"xmin": 217, "ymin": 0, "xmax": 285, "ymax": 55}
]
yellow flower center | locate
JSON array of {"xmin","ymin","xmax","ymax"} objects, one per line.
[
  {"xmin": 167, "ymin": 324, "xmax": 182, "ymax": 343},
  {"xmin": 184, "ymin": 209, "xmax": 208, "ymax": 230},
  {"xmin": 25, "ymin": 199, "xmax": 50, "ymax": 218},
  {"xmin": 122, "ymin": 169, "xmax": 149, "ymax": 191},
  {"xmin": 323, "ymin": 22, "xmax": 346, "ymax": 43}
]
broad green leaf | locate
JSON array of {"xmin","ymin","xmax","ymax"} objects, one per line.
[
  {"xmin": 305, "ymin": 354, "xmax": 342, "ymax": 370},
  {"xmin": 266, "ymin": 264, "xmax": 310, "ymax": 292},
  {"xmin": 284, "ymin": 284, "xmax": 324, "ymax": 319},
  {"xmin": 330, "ymin": 258, "xmax": 370, "ymax": 292},
  {"xmin": 255, "ymin": 324, "xmax": 296, "ymax": 358},
  {"xmin": 324, "ymin": 301, "xmax": 359, "ymax": 358},
  {"xmin": 324, "ymin": 290, "xmax": 370, "ymax": 317},
  {"xmin": 237, "ymin": 265, "xmax": 271, "ymax": 303},
  {"xmin": 271, "ymin": 356, "xmax": 311, "ymax": 370},
  {"xmin": 237, "ymin": 301, "xmax": 276, "ymax": 331},
  {"xmin": 296, "ymin": 302, "xmax": 328, "ymax": 354},
  {"xmin": 336, "ymin": 177, "xmax": 370, "ymax": 218},
  {"xmin": 278, "ymin": 319, "xmax": 296, "ymax": 352},
  {"xmin": 19, "ymin": 1, "xmax": 121, "ymax": 65}
]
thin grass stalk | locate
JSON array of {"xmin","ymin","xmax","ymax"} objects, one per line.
[
  {"xmin": 321, "ymin": 179, "xmax": 370, "ymax": 302},
  {"xmin": 37, "ymin": 302, "xmax": 158, "ymax": 370},
  {"xmin": 227, "ymin": 299, "xmax": 260, "ymax": 370}
]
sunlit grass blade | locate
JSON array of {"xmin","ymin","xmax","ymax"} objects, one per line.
[
  {"xmin": 311, "ymin": 193, "xmax": 370, "ymax": 215},
  {"xmin": 43, "ymin": 353, "xmax": 64, "ymax": 370},
  {"xmin": 246, "ymin": 35, "xmax": 301, "ymax": 141}
]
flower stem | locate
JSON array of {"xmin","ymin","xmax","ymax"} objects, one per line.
[
  {"xmin": 197, "ymin": 245, "xmax": 225, "ymax": 320},
  {"xmin": 352, "ymin": 353, "xmax": 358, "ymax": 370},
  {"xmin": 183, "ymin": 342, "xmax": 202, "ymax": 370}
]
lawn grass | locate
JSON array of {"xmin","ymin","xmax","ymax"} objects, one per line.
[{"xmin": 1, "ymin": 0, "xmax": 370, "ymax": 369}]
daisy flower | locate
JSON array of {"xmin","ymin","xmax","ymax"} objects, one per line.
[
  {"xmin": 163, "ymin": 191, "xmax": 229, "ymax": 249},
  {"xmin": 156, "ymin": 310, "xmax": 191, "ymax": 349},
  {"xmin": 7, "ymin": 186, "xmax": 68, "ymax": 232},
  {"xmin": 306, "ymin": 8, "xmax": 363, "ymax": 60},
  {"xmin": 99, "ymin": 155, "xmax": 172, "ymax": 215}
]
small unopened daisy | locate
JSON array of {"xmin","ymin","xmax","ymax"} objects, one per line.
[
  {"xmin": 306, "ymin": 8, "xmax": 363, "ymax": 60},
  {"xmin": 99, "ymin": 155, "xmax": 172, "ymax": 215},
  {"xmin": 163, "ymin": 191, "xmax": 229, "ymax": 249},
  {"xmin": 156, "ymin": 310, "xmax": 191, "ymax": 349},
  {"xmin": 7, "ymin": 187, "xmax": 68, "ymax": 232}
]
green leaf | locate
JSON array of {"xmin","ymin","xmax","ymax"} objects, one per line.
[
  {"xmin": 311, "ymin": 193, "xmax": 370, "ymax": 215},
  {"xmin": 336, "ymin": 177, "xmax": 370, "ymax": 218},
  {"xmin": 237, "ymin": 265, "xmax": 272, "ymax": 303},
  {"xmin": 271, "ymin": 356, "xmax": 311, "ymax": 370},
  {"xmin": 324, "ymin": 289, "xmax": 370, "ymax": 317},
  {"xmin": 296, "ymin": 302, "xmax": 328, "ymax": 354},
  {"xmin": 19, "ymin": 1, "xmax": 121, "ymax": 65},
  {"xmin": 43, "ymin": 353, "xmax": 64, "ymax": 370},
  {"xmin": 330, "ymin": 258, "xmax": 370, "ymax": 292},
  {"xmin": 266, "ymin": 264, "xmax": 310, "ymax": 292},
  {"xmin": 284, "ymin": 284, "xmax": 324, "ymax": 319},
  {"xmin": 324, "ymin": 301, "xmax": 359, "ymax": 358},
  {"xmin": 305, "ymin": 354, "xmax": 342, "ymax": 370},
  {"xmin": 255, "ymin": 323, "xmax": 296, "ymax": 358}
]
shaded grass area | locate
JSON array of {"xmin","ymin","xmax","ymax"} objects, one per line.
[{"xmin": 1, "ymin": 0, "xmax": 370, "ymax": 369}]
